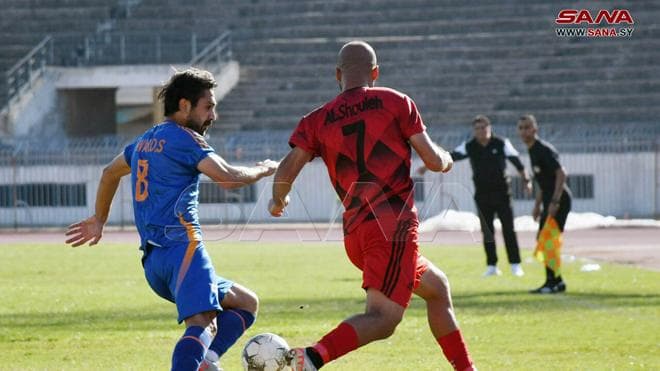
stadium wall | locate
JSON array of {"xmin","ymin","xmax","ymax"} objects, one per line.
[
  {"xmin": 3, "ymin": 70, "xmax": 60, "ymax": 137},
  {"xmin": 0, "ymin": 151, "xmax": 657, "ymax": 229},
  {"xmin": 2, "ymin": 62, "xmax": 239, "ymax": 139},
  {"xmin": 420, "ymin": 152, "xmax": 657, "ymax": 220}
]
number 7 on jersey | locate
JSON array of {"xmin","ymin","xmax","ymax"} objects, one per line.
[{"xmin": 342, "ymin": 120, "xmax": 367, "ymax": 175}]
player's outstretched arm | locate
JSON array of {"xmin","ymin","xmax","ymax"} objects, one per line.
[
  {"xmin": 269, "ymin": 147, "xmax": 312, "ymax": 217},
  {"xmin": 417, "ymin": 143, "xmax": 465, "ymax": 174},
  {"xmin": 198, "ymin": 153, "xmax": 278, "ymax": 189},
  {"xmin": 409, "ymin": 132, "xmax": 453, "ymax": 173},
  {"xmin": 65, "ymin": 153, "xmax": 130, "ymax": 247}
]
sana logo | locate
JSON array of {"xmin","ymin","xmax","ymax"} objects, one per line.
[{"xmin": 555, "ymin": 9, "xmax": 634, "ymax": 25}]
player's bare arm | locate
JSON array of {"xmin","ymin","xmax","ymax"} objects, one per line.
[
  {"xmin": 269, "ymin": 147, "xmax": 312, "ymax": 217},
  {"xmin": 520, "ymin": 169, "xmax": 533, "ymax": 195},
  {"xmin": 533, "ymin": 186, "xmax": 543, "ymax": 221},
  {"xmin": 65, "ymin": 153, "xmax": 130, "ymax": 247},
  {"xmin": 548, "ymin": 166, "xmax": 567, "ymax": 217},
  {"xmin": 409, "ymin": 132, "xmax": 453, "ymax": 173},
  {"xmin": 507, "ymin": 151, "xmax": 533, "ymax": 196},
  {"xmin": 198, "ymin": 153, "xmax": 278, "ymax": 189}
]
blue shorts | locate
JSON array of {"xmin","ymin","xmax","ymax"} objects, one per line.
[{"xmin": 142, "ymin": 241, "xmax": 233, "ymax": 323}]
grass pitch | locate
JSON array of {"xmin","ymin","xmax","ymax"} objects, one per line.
[{"xmin": 0, "ymin": 241, "xmax": 658, "ymax": 370}]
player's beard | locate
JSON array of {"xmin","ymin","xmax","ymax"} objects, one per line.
[{"xmin": 185, "ymin": 116, "xmax": 212, "ymax": 136}]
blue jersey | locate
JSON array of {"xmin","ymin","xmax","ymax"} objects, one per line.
[{"xmin": 123, "ymin": 120, "xmax": 214, "ymax": 249}]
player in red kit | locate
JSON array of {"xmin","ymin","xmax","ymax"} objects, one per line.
[{"xmin": 269, "ymin": 41, "xmax": 475, "ymax": 371}]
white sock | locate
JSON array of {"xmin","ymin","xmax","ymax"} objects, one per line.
[{"xmin": 206, "ymin": 349, "xmax": 219, "ymax": 362}]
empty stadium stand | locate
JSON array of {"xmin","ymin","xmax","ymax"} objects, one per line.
[
  {"xmin": 207, "ymin": 0, "xmax": 660, "ymax": 134},
  {"xmin": 0, "ymin": 1, "xmax": 119, "ymax": 103},
  {"xmin": 1, "ymin": 0, "xmax": 658, "ymax": 139}
]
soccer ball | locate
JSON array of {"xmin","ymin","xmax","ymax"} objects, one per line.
[{"xmin": 241, "ymin": 333, "xmax": 291, "ymax": 371}]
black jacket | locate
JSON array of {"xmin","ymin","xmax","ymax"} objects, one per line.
[{"xmin": 451, "ymin": 135, "xmax": 525, "ymax": 196}]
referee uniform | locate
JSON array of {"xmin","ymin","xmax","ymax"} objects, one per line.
[
  {"xmin": 528, "ymin": 138, "xmax": 572, "ymax": 291},
  {"xmin": 518, "ymin": 114, "xmax": 571, "ymax": 293}
]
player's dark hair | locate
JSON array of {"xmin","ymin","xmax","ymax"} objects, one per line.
[
  {"xmin": 519, "ymin": 114, "xmax": 538, "ymax": 128},
  {"xmin": 158, "ymin": 68, "xmax": 217, "ymax": 116},
  {"xmin": 472, "ymin": 114, "xmax": 491, "ymax": 126}
]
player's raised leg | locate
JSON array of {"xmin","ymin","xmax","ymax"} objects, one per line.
[
  {"xmin": 289, "ymin": 218, "xmax": 417, "ymax": 370},
  {"xmin": 413, "ymin": 258, "xmax": 475, "ymax": 371},
  {"xmin": 290, "ymin": 288, "xmax": 404, "ymax": 371},
  {"xmin": 172, "ymin": 310, "xmax": 217, "ymax": 371},
  {"xmin": 203, "ymin": 282, "xmax": 259, "ymax": 369},
  {"xmin": 346, "ymin": 288, "xmax": 406, "ymax": 343}
]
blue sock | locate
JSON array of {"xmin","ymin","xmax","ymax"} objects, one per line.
[
  {"xmin": 171, "ymin": 326, "xmax": 213, "ymax": 371},
  {"xmin": 208, "ymin": 309, "xmax": 256, "ymax": 358}
]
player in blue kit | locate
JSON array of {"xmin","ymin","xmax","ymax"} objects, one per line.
[{"xmin": 65, "ymin": 68, "xmax": 278, "ymax": 371}]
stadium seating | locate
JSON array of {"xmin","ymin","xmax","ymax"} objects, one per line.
[
  {"xmin": 1, "ymin": 0, "xmax": 658, "ymax": 139},
  {"xmin": 0, "ymin": 1, "xmax": 120, "ymax": 107},
  {"xmin": 201, "ymin": 0, "xmax": 660, "ymax": 134}
]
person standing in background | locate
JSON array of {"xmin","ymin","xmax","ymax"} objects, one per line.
[
  {"xmin": 518, "ymin": 114, "xmax": 572, "ymax": 294},
  {"xmin": 419, "ymin": 115, "xmax": 531, "ymax": 277}
]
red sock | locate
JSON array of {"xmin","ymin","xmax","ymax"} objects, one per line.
[
  {"xmin": 437, "ymin": 330, "xmax": 474, "ymax": 371},
  {"xmin": 312, "ymin": 322, "xmax": 359, "ymax": 364}
]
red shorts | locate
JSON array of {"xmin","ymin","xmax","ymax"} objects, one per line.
[{"xmin": 344, "ymin": 217, "xmax": 429, "ymax": 308}]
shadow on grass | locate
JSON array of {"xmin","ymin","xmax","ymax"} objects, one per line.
[
  {"xmin": 445, "ymin": 290, "xmax": 660, "ymax": 312},
  {"xmin": 0, "ymin": 306, "xmax": 176, "ymax": 332},
  {"xmin": 2, "ymin": 291, "xmax": 658, "ymax": 333},
  {"xmin": 0, "ymin": 297, "xmax": 363, "ymax": 332}
]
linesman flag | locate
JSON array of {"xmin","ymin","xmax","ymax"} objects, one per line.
[{"xmin": 534, "ymin": 216, "xmax": 562, "ymax": 275}]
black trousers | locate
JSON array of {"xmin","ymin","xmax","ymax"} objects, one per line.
[
  {"xmin": 475, "ymin": 192, "xmax": 521, "ymax": 266},
  {"xmin": 538, "ymin": 191, "xmax": 572, "ymax": 233},
  {"xmin": 538, "ymin": 191, "xmax": 572, "ymax": 282}
]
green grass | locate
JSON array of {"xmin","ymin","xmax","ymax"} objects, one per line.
[{"xmin": 0, "ymin": 241, "xmax": 658, "ymax": 370}]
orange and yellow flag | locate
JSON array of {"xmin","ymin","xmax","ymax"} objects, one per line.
[{"xmin": 534, "ymin": 216, "xmax": 562, "ymax": 275}]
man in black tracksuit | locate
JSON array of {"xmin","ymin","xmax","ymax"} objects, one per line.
[
  {"xmin": 518, "ymin": 114, "xmax": 572, "ymax": 293},
  {"xmin": 421, "ymin": 115, "xmax": 531, "ymax": 276}
]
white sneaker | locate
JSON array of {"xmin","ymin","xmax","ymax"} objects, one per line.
[
  {"xmin": 510, "ymin": 263, "xmax": 525, "ymax": 277},
  {"xmin": 483, "ymin": 265, "xmax": 502, "ymax": 277},
  {"xmin": 288, "ymin": 348, "xmax": 318, "ymax": 371}
]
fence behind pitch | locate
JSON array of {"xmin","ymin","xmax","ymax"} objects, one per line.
[{"xmin": 0, "ymin": 126, "xmax": 658, "ymax": 229}]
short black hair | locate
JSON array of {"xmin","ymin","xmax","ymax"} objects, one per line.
[
  {"xmin": 472, "ymin": 114, "xmax": 491, "ymax": 126},
  {"xmin": 158, "ymin": 68, "xmax": 217, "ymax": 116},
  {"xmin": 518, "ymin": 114, "xmax": 538, "ymax": 128}
]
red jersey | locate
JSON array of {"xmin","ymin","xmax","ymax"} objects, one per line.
[{"xmin": 289, "ymin": 86, "xmax": 426, "ymax": 234}]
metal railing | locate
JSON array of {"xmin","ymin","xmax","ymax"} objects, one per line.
[
  {"xmin": 1, "ymin": 0, "xmax": 144, "ymax": 107},
  {"xmin": 50, "ymin": 30, "xmax": 232, "ymax": 68},
  {"xmin": 1, "ymin": 137, "xmax": 659, "ymax": 229},
  {"xmin": 4, "ymin": 36, "xmax": 53, "ymax": 107},
  {"xmin": 190, "ymin": 32, "xmax": 232, "ymax": 66},
  {"xmin": 1, "ymin": 123, "xmax": 656, "ymax": 167},
  {"xmin": 0, "ymin": 135, "xmax": 130, "ymax": 166},
  {"xmin": 113, "ymin": 0, "xmax": 142, "ymax": 18},
  {"xmin": 468, "ymin": 122, "xmax": 660, "ymax": 154},
  {"xmin": 0, "ymin": 128, "xmax": 658, "ymax": 229},
  {"xmin": 75, "ymin": 31, "xmax": 200, "ymax": 65}
]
